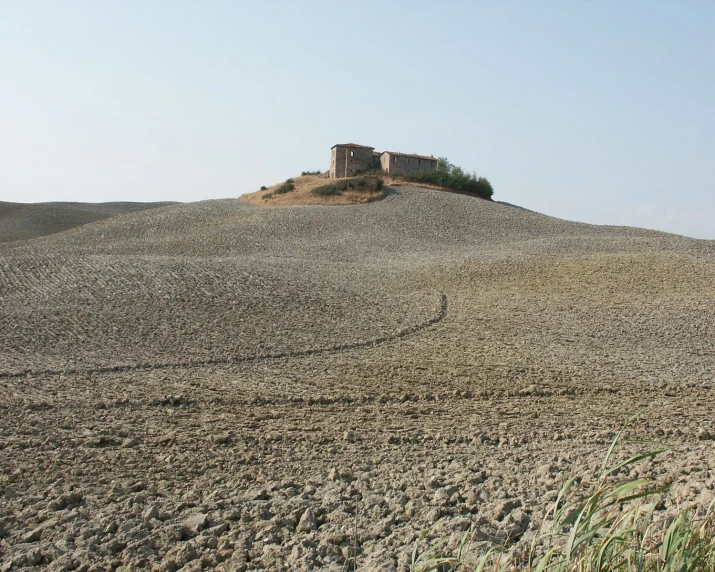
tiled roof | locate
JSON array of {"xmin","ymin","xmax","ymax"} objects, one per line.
[
  {"xmin": 381, "ymin": 151, "xmax": 436, "ymax": 161},
  {"xmin": 331, "ymin": 143, "xmax": 375, "ymax": 150}
]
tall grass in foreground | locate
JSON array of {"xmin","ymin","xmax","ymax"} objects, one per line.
[{"xmin": 411, "ymin": 420, "xmax": 715, "ymax": 572}]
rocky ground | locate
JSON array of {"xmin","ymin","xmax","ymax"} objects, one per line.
[{"xmin": 1, "ymin": 187, "xmax": 714, "ymax": 570}]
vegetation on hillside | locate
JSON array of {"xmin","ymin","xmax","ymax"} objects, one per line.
[
  {"xmin": 257, "ymin": 158, "xmax": 493, "ymax": 204},
  {"xmin": 408, "ymin": 420, "xmax": 715, "ymax": 572},
  {"xmin": 312, "ymin": 176, "xmax": 384, "ymax": 197},
  {"xmin": 397, "ymin": 157, "xmax": 493, "ymax": 200},
  {"xmin": 263, "ymin": 178, "xmax": 295, "ymax": 199},
  {"xmin": 274, "ymin": 178, "xmax": 295, "ymax": 194}
]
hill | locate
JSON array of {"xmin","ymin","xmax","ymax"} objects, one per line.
[
  {"xmin": 0, "ymin": 200, "xmax": 178, "ymax": 244},
  {"xmin": 1, "ymin": 188, "xmax": 713, "ymax": 570}
]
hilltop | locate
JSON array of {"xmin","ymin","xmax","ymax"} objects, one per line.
[
  {"xmin": 1, "ymin": 188, "xmax": 714, "ymax": 570},
  {"xmin": 240, "ymin": 173, "xmax": 493, "ymax": 207},
  {"xmin": 241, "ymin": 174, "xmax": 386, "ymax": 206}
]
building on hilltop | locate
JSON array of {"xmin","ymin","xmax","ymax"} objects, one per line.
[
  {"xmin": 330, "ymin": 144, "xmax": 376, "ymax": 179},
  {"xmin": 330, "ymin": 143, "xmax": 438, "ymax": 179},
  {"xmin": 379, "ymin": 151, "xmax": 437, "ymax": 176}
]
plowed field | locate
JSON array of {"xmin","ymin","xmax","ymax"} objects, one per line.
[{"xmin": 1, "ymin": 188, "xmax": 714, "ymax": 571}]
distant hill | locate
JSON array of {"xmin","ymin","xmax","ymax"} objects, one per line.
[{"xmin": 0, "ymin": 201, "xmax": 178, "ymax": 244}]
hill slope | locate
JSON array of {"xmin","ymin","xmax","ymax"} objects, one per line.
[
  {"xmin": 241, "ymin": 174, "xmax": 386, "ymax": 206},
  {"xmin": 1, "ymin": 188, "xmax": 714, "ymax": 570},
  {"xmin": 2, "ymin": 186, "xmax": 712, "ymax": 385},
  {"xmin": 0, "ymin": 200, "xmax": 178, "ymax": 244}
]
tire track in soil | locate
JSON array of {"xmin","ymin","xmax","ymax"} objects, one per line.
[{"xmin": 0, "ymin": 293, "xmax": 448, "ymax": 380}]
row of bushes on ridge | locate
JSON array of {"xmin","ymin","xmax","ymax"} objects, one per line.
[{"xmin": 397, "ymin": 157, "xmax": 493, "ymax": 199}]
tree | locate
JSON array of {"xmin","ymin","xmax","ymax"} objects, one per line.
[
  {"xmin": 436, "ymin": 157, "xmax": 452, "ymax": 172},
  {"xmin": 397, "ymin": 156, "xmax": 494, "ymax": 200}
]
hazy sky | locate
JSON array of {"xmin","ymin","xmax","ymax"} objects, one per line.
[{"xmin": 2, "ymin": 1, "xmax": 714, "ymax": 239}]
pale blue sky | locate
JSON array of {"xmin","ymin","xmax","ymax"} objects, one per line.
[{"xmin": 1, "ymin": 1, "xmax": 713, "ymax": 238}]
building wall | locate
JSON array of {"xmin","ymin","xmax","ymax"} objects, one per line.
[
  {"xmin": 381, "ymin": 153, "xmax": 437, "ymax": 176},
  {"xmin": 379, "ymin": 153, "xmax": 391, "ymax": 173},
  {"xmin": 330, "ymin": 146, "xmax": 375, "ymax": 179}
]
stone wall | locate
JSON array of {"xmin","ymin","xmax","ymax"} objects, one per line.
[
  {"xmin": 330, "ymin": 145, "xmax": 375, "ymax": 179},
  {"xmin": 380, "ymin": 152, "xmax": 438, "ymax": 176}
]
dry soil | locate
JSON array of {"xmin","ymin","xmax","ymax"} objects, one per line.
[
  {"xmin": 1, "ymin": 187, "xmax": 714, "ymax": 571},
  {"xmin": 0, "ymin": 202, "xmax": 177, "ymax": 245}
]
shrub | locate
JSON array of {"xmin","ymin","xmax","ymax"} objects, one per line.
[
  {"xmin": 260, "ymin": 185, "xmax": 267, "ymax": 191},
  {"xmin": 313, "ymin": 185, "xmax": 341, "ymax": 196},
  {"xmin": 262, "ymin": 192, "xmax": 272, "ymax": 200},
  {"xmin": 301, "ymin": 170, "xmax": 322, "ymax": 176},
  {"xmin": 312, "ymin": 180, "xmax": 350, "ymax": 196},
  {"xmin": 397, "ymin": 157, "xmax": 493, "ymax": 200},
  {"xmin": 274, "ymin": 180, "xmax": 295, "ymax": 195},
  {"xmin": 311, "ymin": 176, "xmax": 385, "ymax": 197},
  {"xmin": 357, "ymin": 166, "xmax": 387, "ymax": 177}
]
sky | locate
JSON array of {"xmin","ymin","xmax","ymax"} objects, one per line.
[{"xmin": 1, "ymin": 1, "xmax": 714, "ymax": 239}]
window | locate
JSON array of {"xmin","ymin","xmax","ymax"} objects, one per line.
[
  {"xmin": 418, "ymin": 160, "xmax": 421, "ymax": 165},
  {"xmin": 350, "ymin": 151, "xmax": 354, "ymax": 157},
  {"xmin": 407, "ymin": 158, "xmax": 410, "ymax": 164},
  {"xmin": 394, "ymin": 156, "xmax": 397, "ymax": 163}
]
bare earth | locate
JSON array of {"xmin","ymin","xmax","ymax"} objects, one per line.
[
  {"xmin": 1, "ymin": 187, "xmax": 714, "ymax": 571},
  {"xmin": 0, "ymin": 202, "xmax": 178, "ymax": 245}
]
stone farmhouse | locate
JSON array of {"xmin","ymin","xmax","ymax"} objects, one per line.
[
  {"xmin": 330, "ymin": 143, "xmax": 438, "ymax": 179},
  {"xmin": 380, "ymin": 151, "xmax": 438, "ymax": 176}
]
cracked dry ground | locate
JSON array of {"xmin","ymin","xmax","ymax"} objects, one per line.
[{"xmin": 1, "ymin": 188, "xmax": 714, "ymax": 571}]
